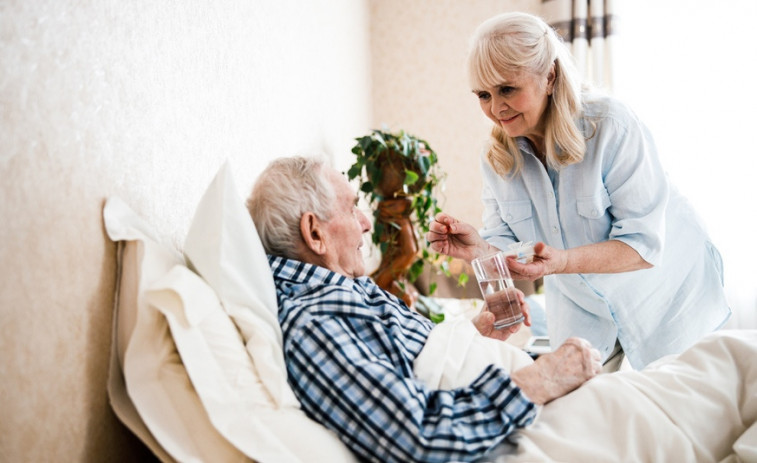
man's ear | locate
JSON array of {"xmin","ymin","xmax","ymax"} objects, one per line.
[{"xmin": 300, "ymin": 212, "xmax": 327, "ymax": 255}]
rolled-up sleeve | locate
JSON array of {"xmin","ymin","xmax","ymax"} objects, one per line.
[{"xmin": 600, "ymin": 114, "xmax": 668, "ymax": 266}]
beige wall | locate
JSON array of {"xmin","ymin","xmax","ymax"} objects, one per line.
[
  {"xmin": 0, "ymin": 1, "xmax": 370, "ymax": 461},
  {"xmin": 0, "ymin": 1, "xmax": 554, "ymax": 459},
  {"xmin": 369, "ymin": 0, "xmax": 539, "ymax": 229}
]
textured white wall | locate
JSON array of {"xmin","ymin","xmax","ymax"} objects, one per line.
[
  {"xmin": 0, "ymin": 1, "xmax": 370, "ymax": 460},
  {"xmin": 369, "ymin": 0, "xmax": 540, "ymax": 229}
]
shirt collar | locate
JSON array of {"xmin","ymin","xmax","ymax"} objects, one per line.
[
  {"xmin": 268, "ymin": 254, "xmax": 358, "ymax": 288},
  {"xmin": 516, "ymin": 137, "xmax": 534, "ymax": 155}
]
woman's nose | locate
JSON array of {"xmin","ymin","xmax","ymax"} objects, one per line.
[{"xmin": 492, "ymin": 95, "xmax": 508, "ymax": 114}]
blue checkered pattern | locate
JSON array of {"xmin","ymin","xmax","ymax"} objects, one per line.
[{"xmin": 270, "ymin": 256, "xmax": 537, "ymax": 463}]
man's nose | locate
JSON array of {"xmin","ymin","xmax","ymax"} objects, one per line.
[{"xmin": 359, "ymin": 211, "xmax": 372, "ymax": 233}]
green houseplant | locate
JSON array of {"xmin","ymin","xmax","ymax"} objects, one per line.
[{"xmin": 346, "ymin": 129, "xmax": 467, "ymax": 305}]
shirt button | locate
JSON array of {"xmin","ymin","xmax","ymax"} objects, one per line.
[
  {"xmin": 551, "ymin": 226, "xmax": 559, "ymax": 234},
  {"xmin": 506, "ymin": 213, "xmax": 513, "ymax": 220}
]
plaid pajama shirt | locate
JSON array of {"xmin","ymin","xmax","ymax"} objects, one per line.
[{"xmin": 270, "ymin": 255, "xmax": 536, "ymax": 463}]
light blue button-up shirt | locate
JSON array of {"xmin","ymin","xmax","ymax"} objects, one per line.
[{"xmin": 479, "ymin": 94, "xmax": 730, "ymax": 369}]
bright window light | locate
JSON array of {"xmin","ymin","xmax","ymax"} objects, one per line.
[{"xmin": 614, "ymin": 1, "xmax": 757, "ymax": 328}]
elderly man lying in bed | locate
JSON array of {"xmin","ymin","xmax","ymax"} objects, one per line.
[{"xmin": 246, "ymin": 156, "xmax": 757, "ymax": 463}]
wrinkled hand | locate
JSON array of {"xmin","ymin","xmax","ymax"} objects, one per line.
[
  {"xmin": 425, "ymin": 212, "xmax": 491, "ymax": 262},
  {"xmin": 472, "ymin": 290, "xmax": 531, "ymax": 341},
  {"xmin": 510, "ymin": 337, "xmax": 601, "ymax": 404},
  {"xmin": 507, "ymin": 242, "xmax": 567, "ymax": 281}
]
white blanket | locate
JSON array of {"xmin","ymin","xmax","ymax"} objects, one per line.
[{"xmin": 414, "ymin": 320, "xmax": 757, "ymax": 462}]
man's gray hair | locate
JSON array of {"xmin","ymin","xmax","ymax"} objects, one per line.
[{"xmin": 246, "ymin": 156, "xmax": 336, "ymax": 258}]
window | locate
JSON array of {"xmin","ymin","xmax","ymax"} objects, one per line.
[{"xmin": 614, "ymin": 1, "xmax": 757, "ymax": 328}]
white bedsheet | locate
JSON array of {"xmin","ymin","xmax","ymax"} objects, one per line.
[{"xmin": 414, "ymin": 319, "xmax": 757, "ymax": 462}]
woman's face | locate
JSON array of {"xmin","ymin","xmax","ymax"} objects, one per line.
[{"xmin": 474, "ymin": 70, "xmax": 553, "ymax": 145}]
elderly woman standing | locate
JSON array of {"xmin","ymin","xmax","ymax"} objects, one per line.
[{"xmin": 427, "ymin": 12, "xmax": 730, "ymax": 370}]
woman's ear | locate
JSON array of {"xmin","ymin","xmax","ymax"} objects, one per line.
[
  {"xmin": 547, "ymin": 63, "xmax": 556, "ymax": 95},
  {"xmin": 300, "ymin": 212, "xmax": 327, "ymax": 256}
]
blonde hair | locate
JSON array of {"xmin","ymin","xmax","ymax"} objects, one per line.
[{"xmin": 467, "ymin": 12, "xmax": 585, "ymax": 175}]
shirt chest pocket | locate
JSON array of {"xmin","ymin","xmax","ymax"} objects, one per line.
[
  {"xmin": 576, "ymin": 190, "xmax": 612, "ymax": 243},
  {"xmin": 499, "ymin": 199, "xmax": 536, "ymax": 242}
]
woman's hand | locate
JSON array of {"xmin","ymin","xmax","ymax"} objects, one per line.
[
  {"xmin": 506, "ymin": 242, "xmax": 566, "ymax": 280},
  {"xmin": 506, "ymin": 240, "xmax": 651, "ymax": 280},
  {"xmin": 425, "ymin": 212, "xmax": 494, "ymax": 262},
  {"xmin": 472, "ymin": 290, "xmax": 531, "ymax": 341}
]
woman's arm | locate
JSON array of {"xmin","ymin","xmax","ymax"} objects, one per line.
[{"xmin": 507, "ymin": 240, "xmax": 652, "ymax": 281}]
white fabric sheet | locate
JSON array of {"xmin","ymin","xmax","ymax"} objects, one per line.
[{"xmin": 415, "ymin": 320, "xmax": 757, "ymax": 462}]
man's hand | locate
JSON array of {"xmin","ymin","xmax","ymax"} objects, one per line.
[
  {"xmin": 472, "ymin": 290, "xmax": 531, "ymax": 341},
  {"xmin": 510, "ymin": 337, "xmax": 601, "ymax": 404}
]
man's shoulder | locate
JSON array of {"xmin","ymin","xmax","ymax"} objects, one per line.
[
  {"xmin": 275, "ymin": 271, "xmax": 386, "ymax": 318},
  {"xmin": 268, "ymin": 254, "xmax": 411, "ymax": 325},
  {"xmin": 277, "ymin": 277, "xmax": 397, "ymax": 349},
  {"xmin": 281, "ymin": 279, "xmax": 369, "ymax": 310}
]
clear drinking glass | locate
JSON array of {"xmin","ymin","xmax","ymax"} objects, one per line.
[{"xmin": 471, "ymin": 251, "xmax": 525, "ymax": 329}]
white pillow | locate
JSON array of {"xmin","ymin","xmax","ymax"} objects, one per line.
[
  {"xmin": 181, "ymin": 161, "xmax": 357, "ymax": 461},
  {"xmin": 148, "ymin": 264, "xmax": 357, "ymax": 462},
  {"xmin": 105, "ymin": 162, "xmax": 359, "ymax": 462},
  {"xmin": 103, "ymin": 197, "xmax": 248, "ymax": 463},
  {"xmin": 183, "ymin": 161, "xmax": 297, "ymax": 408}
]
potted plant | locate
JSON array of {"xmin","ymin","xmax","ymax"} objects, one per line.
[{"xmin": 346, "ymin": 128, "xmax": 467, "ymax": 311}]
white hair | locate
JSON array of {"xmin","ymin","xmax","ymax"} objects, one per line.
[{"xmin": 246, "ymin": 156, "xmax": 335, "ymax": 258}]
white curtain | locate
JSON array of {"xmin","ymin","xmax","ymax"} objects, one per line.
[
  {"xmin": 612, "ymin": 1, "xmax": 757, "ymax": 330},
  {"xmin": 541, "ymin": 0, "xmax": 619, "ymax": 91}
]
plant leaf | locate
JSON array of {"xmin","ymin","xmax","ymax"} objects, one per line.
[
  {"xmin": 404, "ymin": 169, "xmax": 419, "ymax": 186},
  {"xmin": 429, "ymin": 282, "xmax": 438, "ymax": 295}
]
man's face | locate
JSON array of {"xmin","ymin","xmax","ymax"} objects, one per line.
[{"xmin": 320, "ymin": 168, "xmax": 372, "ymax": 278}]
